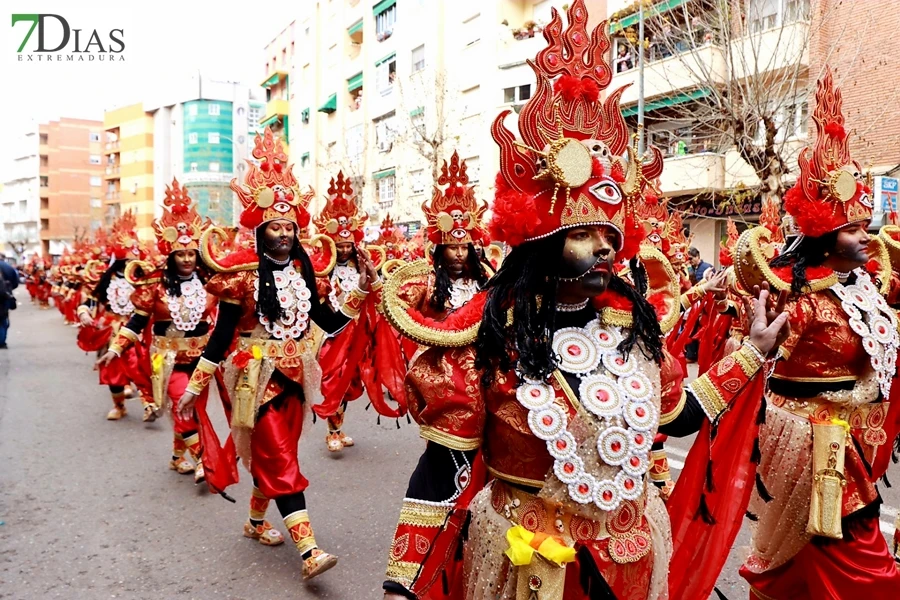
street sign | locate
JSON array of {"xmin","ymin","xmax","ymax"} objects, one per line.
[{"xmin": 875, "ymin": 176, "xmax": 899, "ymax": 215}]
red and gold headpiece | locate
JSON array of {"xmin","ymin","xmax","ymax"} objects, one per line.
[
  {"xmin": 152, "ymin": 178, "xmax": 207, "ymax": 255},
  {"xmin": 377, "ymin": 215, "xmax": 407, "ymax": 260},
  {"xmin": 233, "ymin": 128, "xmax": 313, "ymax": 230},
  {"xmin": 489, "ymin": 0, "xmax": 662, "ymax": 258},
  {"xmin": 783, "ymin": 68, "xmax": 872, "ymax": 238},
  {"xmin": 422, "ymin": 151, "xmax": 488, "ymax": 246},
  {"xmin": 108, "ymin": 210, "xmax": 143, "ymax": 261},
  {"xmin": 313, "ymin": 171, "xmax": 367, "ymax": 244},
  {"xmin": 635, "ymin": 194, "xmax": 690, "ymax": 268}
]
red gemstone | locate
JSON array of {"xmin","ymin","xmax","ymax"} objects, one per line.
[
  {"xmin": 596, "ymin": 389, "xmax": 609, "ymax": 402},
  {"xmin": 573, "ymin": 32, "xmax": 583, "ymax": 43},
  {"xmin": 616, "ymin": 358, "xmax": 625, "ymax": 366},
  {"xmin": 547, "ymin": 54, "xmax": 558, "ymax": 66},
  {"xmin": 636, "ymin": 407, "xmax": 646, "ymax": 418},
  {"xmin": 568, "ymin": 344, "xmax": 581, "ymax": 357},
  {"xmin": 542, "ymin": 415, "xmax": 553, "ymax": 426},
  {"xmin": 530, "ymin": 388, "xmax": 541, "ymax": 398},
  {"xmin": 602, "ymin": 490, "xmax": 613, "ymax": 501},
  {"xmin": 630, "ymin": 457, "xmax": 640, "ymax": 467},
  {"xmin": 631, "ymin": 381, "xmax": 640, "ymax": 390},
  {"xmin": 611, "ymin": 441, "xmax": 621, "ymax": 453},
  {"xmin": 564, "ymin": 462, "xmax": 575, "ymax": 474},
  {"xmin": 599, "ymin": 333, "xmax": 609, "ymax": 341},
  {"xmin": 556, "ymin": 439, "xmax": 567, "ymax": 450},
  {"xmin": 635, "ymin": 434, "xmax": 644, "ymax": 445},
  {"xmin": 625, "ymin": 479, "xmax": 635, "ymax": 490},
  {"xmin": 578, "ymin": 484, "xmax": 589, "ymax": 494}
]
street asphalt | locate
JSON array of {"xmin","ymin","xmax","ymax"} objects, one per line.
[{"xmin": 1, "ymin": 290, "xmax": 897, "ymax": 599}]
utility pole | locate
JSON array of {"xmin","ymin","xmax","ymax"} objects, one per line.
[{"xmin": 637, "ymin": 2, "xmax": 645, "ymax": 156}]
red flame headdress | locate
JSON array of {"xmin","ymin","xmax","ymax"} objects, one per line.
[
  {"xmin": 313, "ymin": 171, "xmax": 367, "ymax": 244},
  {"xmin": 635, "ymin": 194, "xmax": 691, "ymax": 267},
  {"xmin": 422, "ymin": 151, "xmax": 488, "ymax": 246},
  {"xmin": 489, "ymin": 0, "xmax": 662, "ymax": 259},
  {"xmin": 152, "ymin": 178, "xmax": 208, "ymax": 255},
  {"xmin": 377, "ymin": 215, "xmax": 408, "ymax": 260},
  {"xmin": 783, "ymin": 68, "xmax": 872, "ymax": 238},
  {"xmin": 232, "ymin": 128, "xmax": 313, "ymax": 230},
  {"xmin": 108, "ymin": 210, "xmax": 143, "ymax": 261}
]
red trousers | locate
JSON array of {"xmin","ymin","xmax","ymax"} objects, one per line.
[
  {"xmin": 99, "ymin": 343, "xmax": 151, "ymax": 397},
  {"xmin": 167, "ymin": 369, "xmax": 202, "ymax": 435},
  {"xmin": 250, "ymin": 392, "xmax": 309, "ymax": 499},
  {"xmin": 741, "ymin": 515, "xmax": 900, "ymax": 599}
]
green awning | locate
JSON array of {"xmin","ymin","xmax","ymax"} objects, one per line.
[
  {"xmin": 375, "ymin": 51, "xmax": 396, "ymax": 66},
  {"xmin": 620, "ymin": 88, "xmax": 711, "ymax": 117},
  {"xmin": 261, "ymin": 72, "xmax": 280, "ymax": 87},
  {"xmin": 373, "ymin": 0, "xmax": 396, "ymax": 16},
  {"xmin": 348, "ymin": 20, "xmax": 363, "ymax": 35},
  {"xmin": 610, "ymin": 0, "xmax": 689, "ymax": 34},
  {"xmin": 301, "ymin": 152, "xmax": 310, "ymax": 162},
  {"xmin": 409, "ymin": 106, "xmax": 424, "ymax": 117},
  {"xmin": 348, "ymin": 72, "xmax": 363, "ymax": 92},
  {"xmin": 259, "ymin": 114, "xmax": 281, "ymax": 128},
  {"xmin": 373, "ymin": 168, "xmax": 396, "ymax": 180},
  {"xmin": 318, "ymin": 94, "xmax": 337, "ymax": 113}
]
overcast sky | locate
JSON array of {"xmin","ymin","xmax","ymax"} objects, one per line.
[{"xmin": 0, "ymin": 0, "xmax": 296, "ymax": 168}]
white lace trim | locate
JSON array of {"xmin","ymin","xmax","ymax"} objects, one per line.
[
  {"xmin": 108, "ymin": 276, "xmax": 135, "ymax": 316},
  {"xmin": 253, "ymin": 265, "xmax": 311, "ymax": 340},
  {"xmin": 328, "ymin": 263, "xmax": 360, "ymax": 312},
  {"xmin": 517, "ymin": 318, "xmax": 655, "ymax": 511},
  {"xmin": 830, "ymin": 270, "xmax": 899, "ymax": 398},
  {"xmin": 167, "ymin": 274, "xmax": 207, "ymax": 332},
  {"xmin": 449, "ymin": 278, "xmax": 479, "ymax": 309}
]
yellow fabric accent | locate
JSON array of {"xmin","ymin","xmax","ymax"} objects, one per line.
[
  {"xmin": 504, "ymin": 525, "xmax": 576, "ymax": 567},
  {"xmin": 151, "ymin": 353, "xmax": 164, "ymax": 374},
  {"xmin": 251, "ymin": 344, "xmax": 262, "ymax": 360}
]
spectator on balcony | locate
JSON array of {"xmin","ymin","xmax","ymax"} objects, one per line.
[{"xmin": 614, "ymin": 44, "xmax": 633, "ymax": 73}]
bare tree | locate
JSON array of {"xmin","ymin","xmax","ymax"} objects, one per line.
[
  {"xmin": 609, "ymin": 0, "xmax": 894, "ymax": 216},
  {"xmin": 395, "ymin": 67, "xmax": 463, "ymax": 180}
]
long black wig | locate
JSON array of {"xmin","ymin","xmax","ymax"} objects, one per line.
[
  {"xmin": 473, "ymin": 232, "xmax": 663, "ymax": 387},
  {"xmin": 430, "ymin": 243, "xmax": 490, "ymax": 313},
  {"xmin": 93, "ymin": 259, "xmax": 128, "ymax": 306},
  {"xmin": 162, "ymin": 251, "xmax": 209, "ymax": 297},
  {"xmin": 254, "ymin": 227, "xmax": 322, "ymax": 324},
  {"xmin": 769, "ymin": 231, "xmax": 839, "ymax": 295}
]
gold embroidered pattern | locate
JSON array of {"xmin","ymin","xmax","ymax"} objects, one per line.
[
  {"xmin": 735, "ymin": 344, "xmax": 764, "ymax": 378},
  {"xmin": 658, "ymin": 389, "xmax": 686, "ymax": 426},
  {"xmin": 690, "ymin": 374, "xmax": 727, "ymax": 421},
  {"xmin": 398, "ymin": 500, "xmax": 452, "ymax": 529},
  {"xmin": 419, "ymin": 425, "xmax": 481, "ymax": 451},
  {"xmin": 385, "ymin": 560, "xmax": 421, "ymax": 587}
]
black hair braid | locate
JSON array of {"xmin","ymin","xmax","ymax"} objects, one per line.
[
  {"xmin": 629, "ymin": 256, "xmax": 649, "ymax": 296},
  {"xmin": 769, "ymin": 231, "xmax": 838, "ymax": 295},
  {"xmin": 474, "ymin": 234, "xmax": 565, "ymax": 386},
  {"xmin": 254, "ymin": 228, "xmax": 322, "ymax": 324},
  {"xmin": 93, "ymin": 259, "xmax": 128, "ymax": 306},
  {"xmin": 430, "ymin": 243, "xmax": 490, "ymax": 313},
  {"xmin": 607, "ymin": 275, "xmax": 664, "ymax": 364}
]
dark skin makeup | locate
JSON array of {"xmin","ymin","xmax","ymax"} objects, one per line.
[
  {"xmin": 263, "ymin": 220, "xmax": 296, "ymax": 261},
  {"xmin": 336, "ymin": 242, "xmax": 355, "ymax": 264},
  {"xmin": 556, "ymin": 225, "xmax": 618, "ymax": 303},
  {"xmin": 442, "ymin": 244, "xmax": 470, "ymax": 280},
  {"xmin": 823, "ymin": 220, "xmax": 871, "ymax": 273}
]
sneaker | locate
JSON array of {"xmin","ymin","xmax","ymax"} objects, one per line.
[
  {"xmin": 302, "ymin": 549, "xmax": 338, "ymax": 580},
  {"xmin": 243, "ymin": 520, "xmax": 285, "ymax": 546}
]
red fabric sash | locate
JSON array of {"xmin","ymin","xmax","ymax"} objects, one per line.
[
  {"xmin": 195, "ymin": 370, "xmax": 239, "ymax": 493},
  {"xmin": 667, "ymin": 371, "xmax": 766, "ymax": 600}
]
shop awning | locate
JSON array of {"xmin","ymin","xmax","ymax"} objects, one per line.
[
  {"xmin": 348, "ymin": 72, "xmax": 363, "ymax": 92},
  {"xmin": 373, "ymin": 0, "xmax": 396, "ymax": 16},
  {"xmin": 375, "ymin": 51, "xmax": 396, "ymax": 67},
  {"xmin": 373, "ymin": 168, "xmax": 396, "ymax": 180},
  {"xmin": 260, "ymin": 70, "xmax": 288, "ymax": 88},
  {"xmin": 620, "ymin": 88, "xmax": 711, "ymax": 117},
  {"xmin": 318, "ymin": 94, "xmax": 337, "ymax": 113},
  {"xmin": 610, "ymin": 0, "xmax": 689, "ymax": 34},
  {"xmin": 348, "ymin": 20, "xmax": 363, "ymax": 35}
]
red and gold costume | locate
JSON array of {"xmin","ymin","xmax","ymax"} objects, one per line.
[
  {"xmin": 76, "ymin": 211, "xmax": 153, "ymax": 420},
  {"xmin": 105, "ymin": 179, "xmax": 218, "ymax": 483},
  {"xmin": 732, "ymin": 69, "xmax": 900, "ymax": 599},
  {"xmin": 311, "ymin": 171, "xmax": 402, "ymax": 452},
  {"xmin": 185, "ymin": 128, "xmax": 371, "ymax": 579},
  {"xmin": 381, "ymin": 4, "xmax": 774, "ymax": 598}
]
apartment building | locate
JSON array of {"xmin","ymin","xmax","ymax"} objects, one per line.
[
  {"xmin": 103, "ymin": 103, "xmax": 155, "ymax": 240},
  {"xmin": 260, "ymin": 23, "xmax": 296, "ymax": 149},
  {"xmin": 0, "ymin": 126, "xmax": 41, "ymax": 262},
  {"xmin": 289, "ymin": 0, "xmax": 598, "ymax": 231},
  {"xmin": 605, "ymin": 0, "xmax": 900, "ymax": 264},
  {"xmin": 40, "ymin": 118, "xmax": 105, "ymax": 256}
]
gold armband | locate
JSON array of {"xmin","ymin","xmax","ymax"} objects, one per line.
[
  {"xmin": 186, "ymin": 357, "xmax": 218, "ymax": 395},
  {"xmin": 109, "ymin": 327, "xmax": 139, "ymax": 356},
  {"xmin": 339, "ymin": 285, "xmax": 370, "ymax": 319}
]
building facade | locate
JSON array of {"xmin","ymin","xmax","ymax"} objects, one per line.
[
  {"xmin": 103, "ymin": 103, "xmax": 155, "ymax": 241},
  {"xmin": 0, "ymin": 126, "xmax": 41, "ymax": 262},
  {"xmin": 260, "ymin": 22, "xmax": 296, "ymax": 151},
  {"xmin": 40, "ymin": 118, "xmax": 105, "ymax": 256}
]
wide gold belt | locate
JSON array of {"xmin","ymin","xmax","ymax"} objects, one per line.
[
  {"xmin": 236, "ymin": 335, "xmax": 317, "ymax": 359},
  {"xmin": 152, "ymin": 334, "xmax": 209, "ymax": 355},
  {"xmin": 770, "ymin": 395, "xmax": 890, "ymax": 447}
]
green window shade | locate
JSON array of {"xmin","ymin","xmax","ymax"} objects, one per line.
[
  {"xmin": 375, "ymin": 51, "xmax": 396, "ymax": 66},
  {"xmin": 620, "ymin": 88, "xmax": 711, "ymax": 117},
  {"xmin": 348, "ymin": 20, "xmax": 363, "ymax": 35},
  {"xmin": 373, "ymin": 168, "xmax": 396, "ymax": 180},
  {"xmin": 373, "ymin": 0, "xmax": 396, "ymax": 16},
  {"xmin": 610, "ymin": 0, "xmax": 689, "ymax": 34},
  {"xmin": 348, "ymin": 72, "xmax": 363, "ymax": 92},
  {"xmin": 318, "ymin": 94, "xmax": 337, "ymax": 113}
]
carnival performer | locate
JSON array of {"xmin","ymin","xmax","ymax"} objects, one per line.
[
  {"xmin": 77, "ymin": 212, "xmax": 154, "ymax": 421},
  {"xmin": 93, "ymin": 179, "xmax": 221, "ymax": 487},
  {"xmin": 312, "ymin": 171, "xmax": 406, "ymax": 452},
  {"xmin": 732, "ymin": 68, "xmax": 900, "ymax": 599},
  {"xmin": 176, "ymin": 128, "xmax": 378, "ymax": 580},
  {"xmin": 380, "ymin": 4, "xmax": 789, "ymax": 597}
]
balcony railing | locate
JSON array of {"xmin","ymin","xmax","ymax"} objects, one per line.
[
  {"xmin": 105, "ymin": 165, "xmax": 120, "ymax": 175},
  {"xmin": 659, "ymin": 152, "xmax": 726, "ymax": 195},
  {"xmin": 105, "ymin": 191, "xmax": 120, "ymax": 200}
]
